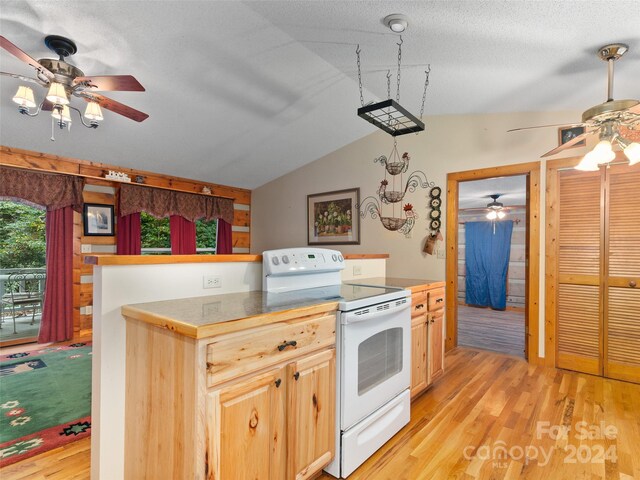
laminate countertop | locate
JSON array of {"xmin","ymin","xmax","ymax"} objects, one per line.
[
  {"xmin": 346, "ymin": 277, "xmax": 445, "ymax": 293},
  {"xmin": 122, "ymin": 290, "xmax": 340, "ymax": 339}
]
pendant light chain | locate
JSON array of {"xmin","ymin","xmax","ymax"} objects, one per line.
[
  {"xmin": 396, "ymin": 35, "xmax": 403, "ymax": 102},
  {"xmin": 387, "ymin": 70, "xmax": 392, "ymax": 99},
  {"xmin": 419, "ymin": 65, "xmax": 431, "ymax": 119},
  {"xmin": 356, "ymin": 45, "xmax": 364, "ymax": 107}
]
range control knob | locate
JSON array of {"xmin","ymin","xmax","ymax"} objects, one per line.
[
  {"xmin": 332, "ymin": 254, "xmax": 337, "ymax": 261},
  {"xmin": 282, "ymin": 255, "xmax": 290, "ymax": 264},
  {"xmin": 338, "ymin": 255, "xmax": 344, "ymax": 262},
  {"xmin": 272, "ymin": 257, "xmax": 280, "ymax": 265}
]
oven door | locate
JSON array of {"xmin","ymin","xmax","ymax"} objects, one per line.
[{"xmin": 340, "ymin": 298, "xmax": 410, "ymax": 430}]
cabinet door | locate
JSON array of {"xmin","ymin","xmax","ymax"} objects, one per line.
[
  {"xmin": 411, "ymin": 315, "xmax": 428, "ymax": 398},
  {"xmin": 287, "ymin": 348, "xmax": 335, "ymax": 480},
  {"xmin": 428, "ymin": 310, "xmax": 444, "ymax": 385},
  {"xmin": 208, "ymin": 368, "xmax": 285, "ymax": 480}
]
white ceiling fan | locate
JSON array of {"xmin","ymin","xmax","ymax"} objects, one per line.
[{"xmin": 509, "ymin": 43, "xmax": 640, "ymax": 169}]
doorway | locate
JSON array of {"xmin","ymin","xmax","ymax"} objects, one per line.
[
  {"xmin": 456, "ymin": 176, "xmax": 527, "ymax": 357},
  {"xmin": 445, "ymin": 162, "xmax": 541, "ymax": 364}
]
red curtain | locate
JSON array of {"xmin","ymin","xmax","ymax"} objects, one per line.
[
  {"xmin": 170, "ymin": 215, "xmax": 197, "ymax": 254},
  {"xmin": 216, "ymin": 219, "xmax": 233, "ymax": 254},
  {"xmin": 38, "ymin": 206, "xmax": 74, "ymax": 343},
  {"xmin": 116, "ymin": 213, "xmax": 141, "ymax": 255}
]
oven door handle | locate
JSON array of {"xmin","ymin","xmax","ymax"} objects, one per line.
[{"xmin": 341, "ymin": 300, "xmax": 410, "ymax": 324}]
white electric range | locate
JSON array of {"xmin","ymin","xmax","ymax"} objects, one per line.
[{"xmin": 262, "ymin": 248, "xmax": 412, "ymax": 478}]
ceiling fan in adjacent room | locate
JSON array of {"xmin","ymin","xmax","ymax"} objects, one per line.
[
  {"xmin": 509, "ymin": 43, "xmax": 640, "ymax": 170},
  {"xmin": 1, "ymin": 34, "xmax": 148, "ymax": 138}
]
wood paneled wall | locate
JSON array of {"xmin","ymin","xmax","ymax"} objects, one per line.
[{"xmin": 0, "ymin": 145, "xmax": 252, "ymax": 339}]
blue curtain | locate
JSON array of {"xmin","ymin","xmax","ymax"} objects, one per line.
[{"xmin": 465, "ymin": 220, "xmax": 514, "ymax": 310}]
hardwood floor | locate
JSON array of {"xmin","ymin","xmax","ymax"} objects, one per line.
[
  {"xmin": 458, "ymin": 305, "xmax": 525, "ymax": 357},
  {"xmin": 3, "ymin": 348, "xmax": 639, "ymax": 479}
]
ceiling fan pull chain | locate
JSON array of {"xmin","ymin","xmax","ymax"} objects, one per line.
[
  {"xmin": 387, "ymin": 70, "xmax": 391, "ymax": 99},
  {"xmin": 419, "ymin": 65, "xmax": 431, "ymax": 119},
  {"xmin": 356, "ymin": 44, "xmax": 364, "ymax": 107},
  {"xmin": 396, "ymin": 35, "xmax": 402, "ymax": 102},
  {"xmin": 50, "ymin": 115, "xmax": 55, "ymax": 142}
]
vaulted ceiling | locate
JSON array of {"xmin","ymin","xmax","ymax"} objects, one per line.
[{"xmin": 1, "ymin": 1, "xmax": 638, "ymax": 189}]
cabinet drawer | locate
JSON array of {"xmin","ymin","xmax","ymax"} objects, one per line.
[
  {"xmin": 427, "ymin": 288, "xmax": 445, "ymax": 311},
  {"xmin": 206, "ymin": 313, "xmax": 336, "ymax": 387},
  {"xmin": 411, "ymin": 291, "xmax": 428, "ymax": 317}
]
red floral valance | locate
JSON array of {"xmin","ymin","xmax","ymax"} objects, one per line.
[
  {"xmin": 119, "ymin": 184, "xmax": 234, "ymax": 224},
  {"xmin": 0, "ymin": 166, "xmax": 84, "ymax": 212}
]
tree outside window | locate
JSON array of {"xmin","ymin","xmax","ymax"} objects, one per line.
[
  {"xmin": 0, "ymin": 201, "xmax": 46, "ymax": 268},
  {"xmin": 140, "ymin": 212, "xmax": 170, "ymax": 255}
]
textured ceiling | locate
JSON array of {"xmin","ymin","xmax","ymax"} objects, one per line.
[
  {"xmin": 1, "ymin": 1, "xmax": 639, "ymax": 189},
  {"xmin": 458, "ymin": 175, "xmax": 527, "ymax": 209}
]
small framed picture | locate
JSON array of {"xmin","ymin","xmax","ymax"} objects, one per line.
[
  {"xmin": 558, "ymin": 126, "xmax": 586, "ymax": 148},
  {"xmin": 308, "ymin": 188, "xmax": 360, "ymax": 245},
  {"xmin": 83, "ymin": 203, "xmax": 115, "ymax": 236}
]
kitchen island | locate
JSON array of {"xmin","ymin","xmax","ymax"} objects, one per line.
[
  {"xmin": 88, "ymin": 253, "xmax": 387, "ymax": 480},
  {"xmin": 122, "ymin": 291, "xmax": 338, "ymax": 479}
]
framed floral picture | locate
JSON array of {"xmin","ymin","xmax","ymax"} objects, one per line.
[{"xmin": 307, "ymin": 188, "xmax": 360, "ymax": 245}]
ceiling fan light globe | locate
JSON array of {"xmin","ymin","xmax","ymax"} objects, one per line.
[
  {"xmin": 497, "ymin": 211, "xmax": 506, "ymax": 219},
  {"xmin": 52, "ymin": 105, "xmax": 72, "ymax": 123},
  {"xmin": 84, "ymin": 102, "xmax": 104, "ymax": 121},
  {"xmin": 624, "ymin": 142, "xmax": 640, "ymax": 166},
  {"xmin": 486, "ymin": 210, "xmax": 498, "ymax": 220},
  {"xmin": 575, "ymin": 151, "xmax": 600, "ymax": 171},
  {"xmin": 591, "ymin": 140, "xmax": 615, "ymax": 164},
  {"xmin": 12, "ymin": 86, "xmax": 36, "ymax": 108},
  {"xmin": 46, "ymin": 82, "xmax": 69, "ymax": 105}
]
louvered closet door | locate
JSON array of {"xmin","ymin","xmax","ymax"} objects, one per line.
[
  {"xmin": 605, "ymin": 163, "xmax": 640, "ymax": 383},
  {"xmin": 557, "ymin": 169, "xmax": 602, "ymax": 375}
]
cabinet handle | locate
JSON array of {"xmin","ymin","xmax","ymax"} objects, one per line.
[
  {"xmin": 277, "ymin": 340, "xmax": 298, "ymax": 351},
  {"xmin": 630, "ymin": 281, "xmax": 637, "ymax": 288},
  {"xmin": 415, "ymin": 303, "xmax": 424, "ymax": 310},
  {"xmin": 436, "ymin": 298, "xmax": 444, "ymax": 303},
  {"xmin": 275, "ymin": 378, "xmax": 282, "ymax": 388},
  {"xmin": 293, "ymin": 372, "xmax": 300, "ymax": 381}
]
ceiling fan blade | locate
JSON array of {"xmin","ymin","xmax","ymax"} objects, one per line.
[
  {"xmin": 78, "ymin": 92, "xmax": 149, "ymax": 122},
  {"xmin": 73, "ymin": 75, "xmax": 145, "ymax": 92},
  {"xmin": 508, "ymin": 122, "xmax": 586, "ymax": 133},
  {"xmin": 0, "ymin": 71, "xmax": 48, "ymax": 86},
  {"xmin": 0, "ymin": 36, "xmax": 54, "ymax": 81},
  {"xmin": 541, "ymin": 130, "xmax": 596, "ymax": 157},
  {"xmin": 41, "ymin": 99, "xmax": 54, "ymax": 111}
]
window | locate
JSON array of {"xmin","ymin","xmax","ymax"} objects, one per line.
[
  {"xmin": 196, "ymin": 219, "xmax": 217, "ymax": 255},
  {"xmin": 140, "ymin": 213, "xmax": 217, "ymax": 255},
  {"xmin": 140, "ymin": 212, "xmax": 170, "ymax": 255},
  {"xmin": 0, "ymin": 200, "xmax": 46, "ymax": 268}
]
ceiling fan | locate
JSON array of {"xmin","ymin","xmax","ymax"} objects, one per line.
[
  {"xmin": 509, "ymin": 43, "xmax": 640, "ymax": 169},
  {"xmin": 0, "ymin": 34, "xmax": 148, "ymax": 133}
]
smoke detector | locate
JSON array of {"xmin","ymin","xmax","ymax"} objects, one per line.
[{"xmin": 384, "ymin": 14, "xmax": 409, "ymax": 33}]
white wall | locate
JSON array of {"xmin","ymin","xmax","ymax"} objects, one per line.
[
  {"xmin": 252, "ymin": 109, "xmax": 591, "ymax": 358},
  {"xmin": 92, "ymin": 261, "xmax": 261, "ymax": 480}
]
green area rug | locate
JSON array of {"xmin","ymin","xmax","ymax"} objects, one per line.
[{"xmin": 0, "ymin": 342, "xmax": 91, "ymax": 467}]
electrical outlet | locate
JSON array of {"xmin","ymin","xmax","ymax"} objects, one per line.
[
  {"xmin": 203, "ymin": 275, "xmax": 222, "ymax": 289},
  {"xmin": 353, "ymin": 265, "xmax": 362, "ymax": 276},
  {"xmin": 437, "ymin": 249, "xmax": 446, "ymax": 259},
  {"xmin": 81, "ymin": 244, "xmax": 91, "ymax": 253},
  {"xmin": 85, "ymin": 305, "xmax": 93, "ymax": 315}
]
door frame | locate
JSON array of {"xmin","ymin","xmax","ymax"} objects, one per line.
[{"xmin": 445, "ymin": 161, "xmax": 541, "ymax": 364}]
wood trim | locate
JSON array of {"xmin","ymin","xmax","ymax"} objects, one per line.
[
  {"xmin": 446, "ymin": 162, "xmax": 541, "ymax": 365},
  {"xmin": 84, "ymin": 254, "xmax": 262, "ymax": 265},
  {"xmin": 84, "ymin": 253, "xmax": 388, "ymax": 266}
]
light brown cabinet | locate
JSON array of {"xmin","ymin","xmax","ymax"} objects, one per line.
[
  {"xmin": 123, "ymin": 307, "xmax": 336, "ymax": 480},
  {"xmin": 410, "ymin": 283, "xmax": 445, "ymax": 399}
]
